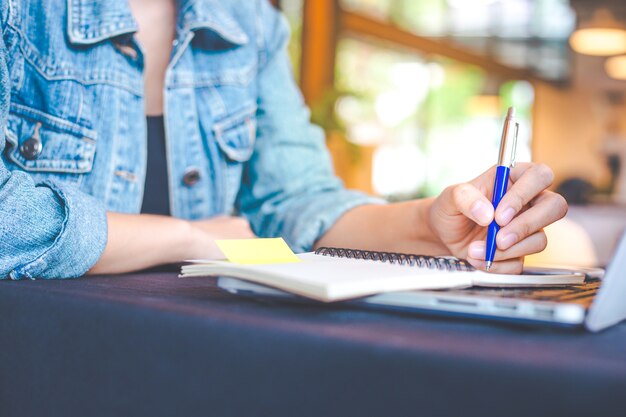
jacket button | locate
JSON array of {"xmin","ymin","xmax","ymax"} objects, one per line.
[
  {"xmin": 20, "ymin": 137, "xmax": 43, "ymax": 161},
  {"xmin": 182, "ymin": 168, "xmax": 201, "ymax": 186}
]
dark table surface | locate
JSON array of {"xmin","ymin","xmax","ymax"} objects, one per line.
[{"xmin": 1, "ymin": 271, "xmax": 626, "ymax": 417}]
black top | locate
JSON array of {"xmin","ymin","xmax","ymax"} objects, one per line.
[{"xmin": 141, "ymin": 116, "xmax": 170, "ymax": 216}]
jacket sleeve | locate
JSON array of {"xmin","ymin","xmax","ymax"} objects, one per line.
[
  {"xmin": 237, "ymin": 1, "xmax": 384, "ymax": 253},
  {"xmin": 0, "ymin": 32, "xmax": 108, "ymax": 279}
]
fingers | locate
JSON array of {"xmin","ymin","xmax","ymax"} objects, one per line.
[
  {"xmin": 444, "ymin": 183, "xmax": 494, "ymax": 226},
  {"xmin": 466, "ymin": 231, "xmax": 547, "ymax": 274},
  {"xmin": 468, "ymin": 231, "xmax": 548, "ymax": 261},
  {"xmin": 433, "ymin": 162, "xmax": 565, "ymax": 271},
  {"xmin": 473, "ymin": 162, "xmax": 565, "ymax": 253},
  {"xmin": 494, "ymin": 163, "xmax": 555, "ymax": 226},
  {"xmin": 496, "ymin": 191, "xmax": 567, "ymax": 250},
  {"xmin": 466, "ymin": 231, "xmax": 548, "ymax": 273},
  {"xmin": 507, "ymin": 161, "xmax": 534, "ymax": 182},
  {"xmin": 466, "ymin": 255, "xmax": 525, "ymax": 274},
  {"xmin": 444, "ymin": 163, "xmax": 557, "ymax": 228}
]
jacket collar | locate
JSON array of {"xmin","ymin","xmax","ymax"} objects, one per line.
[
  {"xmin": 67, "ymin": 0, "xmax": 249, "ymax": 46},
  {"xmin": 178, "ymin": 0, "xmax": 249, "ymax": 45},
  {"xmin": 67, "ymin": 0, "xmax": 138, "ymax": 45}
]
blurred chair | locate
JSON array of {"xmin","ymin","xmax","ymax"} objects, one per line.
[{"xmin": 555, "ymin": 177, "xmax": 596, "ymax": 205}]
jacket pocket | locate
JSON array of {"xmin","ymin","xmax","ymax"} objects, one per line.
[
  {"xmin": 212, "ymin": 105, "xmax": 257, "ymax": 212},
  {"xmin": 213, "ymin": 106, "xmax": 257, "ymax": 162},
  {"xmin": 5, "ymin": 103, "xmax": 97, "ymax": 174}
]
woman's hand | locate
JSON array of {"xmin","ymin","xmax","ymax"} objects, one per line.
[
  {"xmin": 428, "ymin": 162, "xmax": 568, "ymax": 273},
  {"xmin": 188, "ymin": 215, "xmax": 257, "ymax": 259}
]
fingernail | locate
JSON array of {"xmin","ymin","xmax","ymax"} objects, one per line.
[
  {"xmin": 471, "ymin": 201, "xmax": 492, "ymax": 224},
  {"xmin": 498, "ymin": 232, "xmax": 518, "ymax": 249},
  {"xmin": 469, "ymin": 243, "xmax": 485, "ymax": 258},
  {"xmin": 499, "ymin": 206, "xmax": 516, "ymax": 225}
]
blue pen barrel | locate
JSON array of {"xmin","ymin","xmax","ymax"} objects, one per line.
[
  {"xmin": 485, "ymin": 222, "xmax": 500, "ymax": 263},
  {"xmin": 486, "ymin": 165, "xmax": 511, "ymax": 264}
]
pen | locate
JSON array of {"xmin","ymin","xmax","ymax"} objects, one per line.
[{"xmin": 485, "ymin": 106, "xmax": 519, "ymax": 271}]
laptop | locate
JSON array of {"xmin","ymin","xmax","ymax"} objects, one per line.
[{"xmin": 217, "ymin": 230, "xmax": 626, "ymax": 331}]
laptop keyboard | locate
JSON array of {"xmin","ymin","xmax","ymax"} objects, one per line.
[{"xmin": 442, "ymin": 279, "xmax": 601, "ymax": 308}]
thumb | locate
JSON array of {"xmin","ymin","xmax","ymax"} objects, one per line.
[{"xmin": 443, "ymin": 183, "xmax": 494, "ymax": 226}]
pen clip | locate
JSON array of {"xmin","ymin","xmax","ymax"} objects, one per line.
[{"xmin": 510, "ymin": 122, "xmax": 519, "ymax": 168}]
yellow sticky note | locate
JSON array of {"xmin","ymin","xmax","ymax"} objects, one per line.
[{"xmin": 215, "ymin": 238, "xmax": 301, "ymax": 264}]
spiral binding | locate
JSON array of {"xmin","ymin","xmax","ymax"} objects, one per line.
[{"xmin": 314, "ymin": 247, "xmax": 474, "ymax": 271}]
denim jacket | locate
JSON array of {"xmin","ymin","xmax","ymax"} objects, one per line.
[{"xmin": 0, "ymin": 0, "xmax": 378, "ymax": 279}]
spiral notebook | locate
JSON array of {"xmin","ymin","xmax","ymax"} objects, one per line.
[{"xmin": 180, "ymin": 247, "xmax": 584, "ymax": 302}]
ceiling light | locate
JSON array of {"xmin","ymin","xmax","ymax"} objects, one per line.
[
  {"xmin": 569, "ymin": 9, "xmax": 626, "ymax": 56},
  {"xmin": 605, "ymin": 55, "xmax": 626, "ymax": 80}
]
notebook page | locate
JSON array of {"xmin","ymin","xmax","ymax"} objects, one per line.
[{"xmin": 182, "ymin": 253, "xmax": 474, "ymax": 301}]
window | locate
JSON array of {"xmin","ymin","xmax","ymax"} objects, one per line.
[{"xmin": 281, "ymin": 0, "xmax": 571, "ymax": 198}]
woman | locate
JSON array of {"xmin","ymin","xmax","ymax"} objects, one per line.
[{"xmin": 0, "ymin": 0, "xmax": 566, "ymax": 279}]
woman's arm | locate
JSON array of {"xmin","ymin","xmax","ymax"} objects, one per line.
[
  {"xmin": 88, "ymin": 213, "xmax": 256, "ymax": 275},
  {"xmin": 314, "ymin": 199, "xmax": 447, "ymax": 256},
  {"xmin": 237, "ymin": 3, "xmax": 380, "ymax": 253},
  {"xmin": 316, "ymin": 163, "xmax": 568, "ymax": 274},
  {"xmin": 88, "ymin": 213, "xmax": 193, "ymax": 274},
  {"xmin": 1, "ymin": 31, "xmax": 108, "ymax": 280}
]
